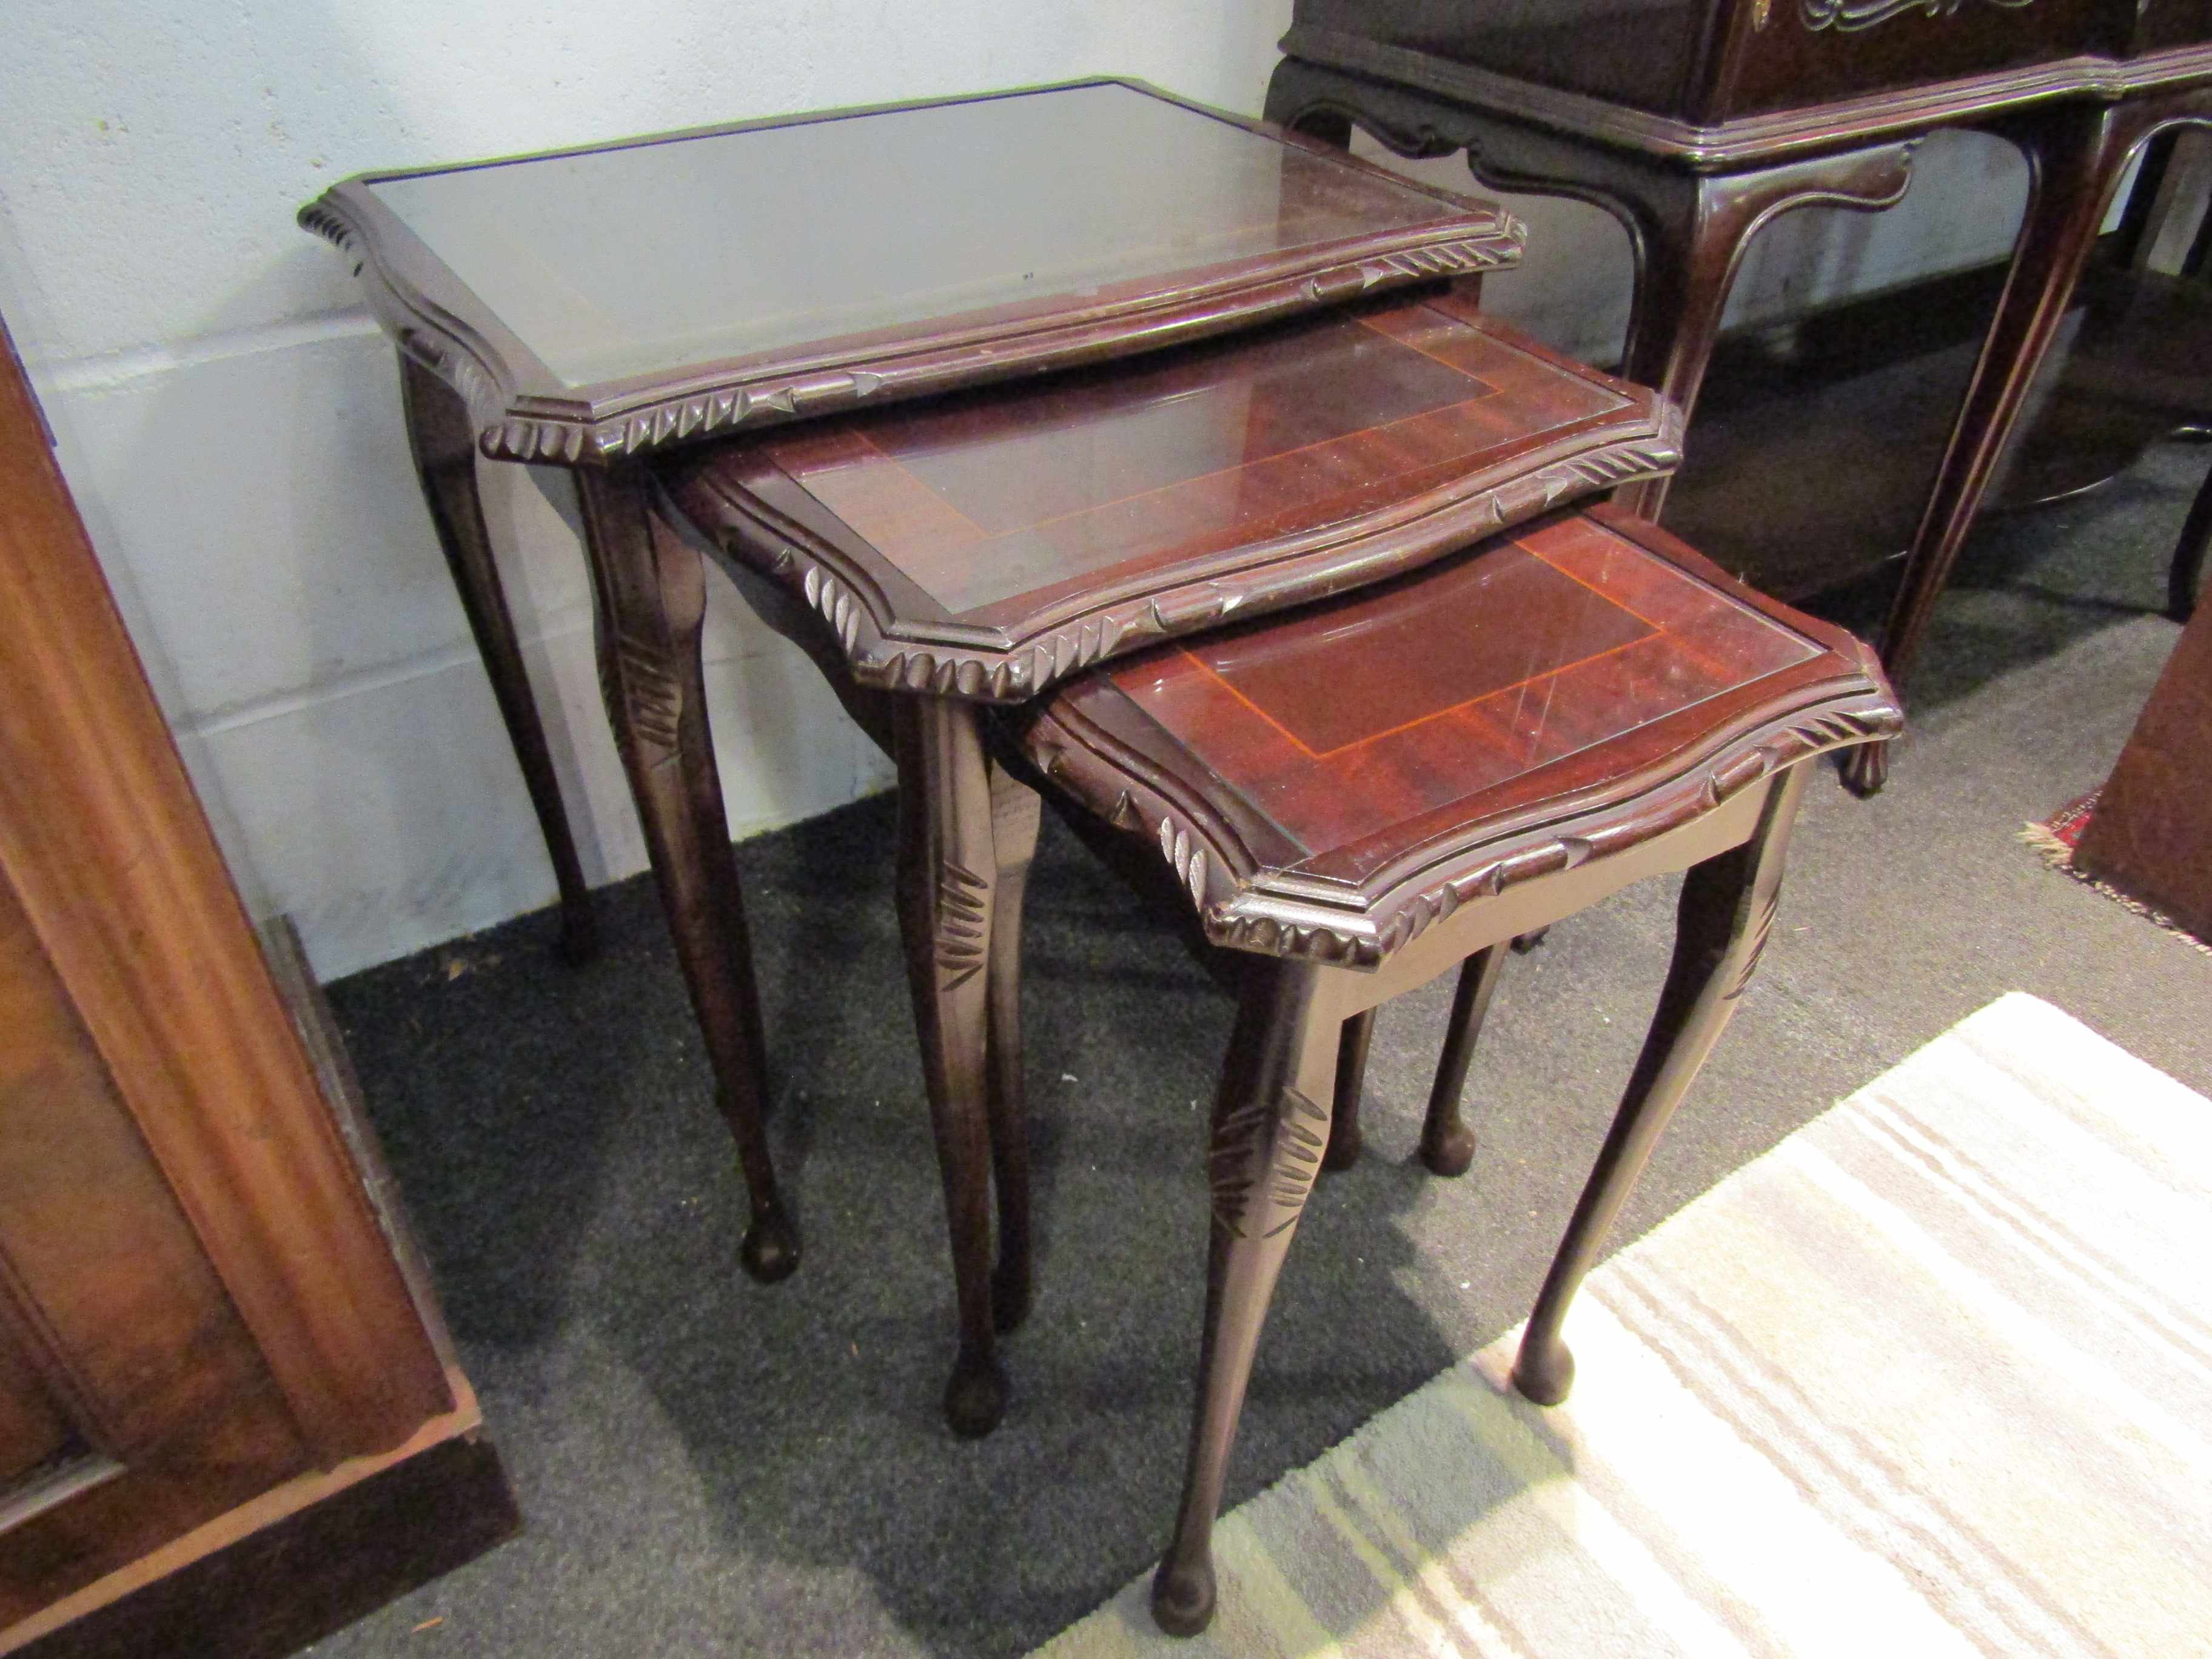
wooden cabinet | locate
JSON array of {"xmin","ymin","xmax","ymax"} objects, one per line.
[
  {"xmin": 1286, "ymin": 0, "xmax": 2167, "ymax": 124},
  {"xmin": 0, "ymin": 315, "xmax": 508, "ymax": 1654}
]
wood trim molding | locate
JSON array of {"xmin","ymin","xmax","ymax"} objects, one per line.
[{"xmin": 0, "ymin": 318, "xmax": 452, "ymax": 1467}]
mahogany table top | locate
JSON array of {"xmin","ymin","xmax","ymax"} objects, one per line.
[
  {"xmin": 1022, "ymin": 506, "xmax": 1900, "ymax": 963},
  {"xmin": 300, "ymin": 79, "xmax": 1524, "ymax": 466},
  {"xmin": 659, "ymin": 287, "xmax": 1683, "ymax": 702}
]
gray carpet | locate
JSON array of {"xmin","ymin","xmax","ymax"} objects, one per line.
[{"xmin": 310, "ymin": 441, "xmax": 2212, "ymax": 1659}]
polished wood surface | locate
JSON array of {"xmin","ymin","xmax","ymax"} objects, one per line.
[
  {"xmin": 2074, "ymin": 588, "xmax": 2212, "ymax": 936},
  {"xmin": 1279, "ymin": 3, "xmax": 2212, "ymax": 164},
  {"xmin": 0, "ymin": 315, "xmax": 457, "ymax": 1632},
  {"xmin": 1012, "ymin": 505, "xmax": 1896, "ymax": 1635},
  {"xmin": 1292, "ymin": 0, "xmax": 2116, "ymax": 123},
  {"xmin": 661, "ymin": 289, "xmax": 1682, "ymax": 698},
  {"xmin": 301, "ymin": 79, "xmax": 1523, "ymax": 467}
]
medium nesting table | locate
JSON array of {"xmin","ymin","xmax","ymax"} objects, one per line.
[
  {"xmin": 300, "ymin": 77, "xmax": 1526, "ymax": 1287},
  {"xmin": 654, "ymin": 286, "xmax": 1682, "ymax": 1431}
]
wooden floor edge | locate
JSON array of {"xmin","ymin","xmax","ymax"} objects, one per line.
[{"xmin": 0, "ymin": 1367, "xmax": 484, "ymax": 1655}]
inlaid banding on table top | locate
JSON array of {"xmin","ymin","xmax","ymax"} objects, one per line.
[
  {"xmin": 299, "ymin": 79, "xmax": 1529, "ymax": 466},
  {"xmin": 1107, "ymin": 514, "xmax": 1822, "ymax": 868},
  {"xmin": 660, "ymin": 293, "xmax": 1685, "ymax": 700},
  {"xmin": 1021, "ymin": 508, "xmax": 1902, "ymax": 967}
]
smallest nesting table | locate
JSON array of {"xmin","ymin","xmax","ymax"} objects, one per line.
[{"xmin": 1014, "ymin": 504, "xmax": 1900, "ymax": 1634}]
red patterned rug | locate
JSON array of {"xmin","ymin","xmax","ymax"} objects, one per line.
[{"xmin": 2023, "ymin": 791, "xmax": 2211, "ymax": 953}]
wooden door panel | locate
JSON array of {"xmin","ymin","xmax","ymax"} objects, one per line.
[
  {"xmin": 0, "ymin": 877, "xmax": 309, "ymax": 1620},
  {"xmin": 0, "ymin": 881, "xmax": 303, "ymax": 1463},
  {"xmin": 0, "ymin": 1335, "xmax": 74, "ymax": 1492},
  {"xmin": 1, "ymin": 312, "xmax": 458, "ymax": 1640}
]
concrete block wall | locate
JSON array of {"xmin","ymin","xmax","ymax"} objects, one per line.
[{"xmin": 1, "ymin": 2, "xmax": 2029, "ymax": 978}]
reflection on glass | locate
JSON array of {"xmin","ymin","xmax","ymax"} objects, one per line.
[
  {"xmin": 370, "ymin": 84, "xmax": 1463, "ymax": 388},
  {"xmin": 776, "ymin": 309, "xmax": 1617, "ymax": 620},
  {"xmin": 1106, "ymin": 525, "xmax": 1823, "ymax": 861}
]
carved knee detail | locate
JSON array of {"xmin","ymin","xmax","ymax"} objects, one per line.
[{"xmin": 1210, "ymin": 1085, "xmax": 1330, "ymax": 1240}]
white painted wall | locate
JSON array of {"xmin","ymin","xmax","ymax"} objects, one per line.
[{"xmin": 0, "ymin": 2, "xmax": 2030, "ymax": 979}]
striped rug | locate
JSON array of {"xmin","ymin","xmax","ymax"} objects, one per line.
[{"xmin": 1033, "ymin": 993, "xmax": 2212, "ymax": 1658}]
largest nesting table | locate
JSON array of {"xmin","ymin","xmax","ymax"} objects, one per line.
[{"xmin": 301, "ymin": 79, "xmax": 1683, "ymax": 1435}]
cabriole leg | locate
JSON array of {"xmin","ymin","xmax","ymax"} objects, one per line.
[
  {"xmin": 1513, "ymin": 765, "xmax": 1809, "ymax": 1405},
  {"xmin": 1153, "ymin": 958, "xmax": 1339, "ymax": 1637},
  {"xmin": 575, "ymin": 468, "xmax": 794, "ymax": 1282},
  {"xmin": 986, "ymin": 760, "xmax": 1042, "ymax": 1333},
  {"xmin": 893, "ymin": 700, "xmax": 1007, "ymax": 1436},
  {"xmin": 1421, "ymin": 942, "xmax": 1508, "ymax": 1179},
  {"xmin": 1325, "ymin": 1010, "xmax": 1375, "ymax": 1171},
  {"xmin": 398, "ymin": 354, "xmax": 597, "ymax": 962},
  {"xmin": 1852, "ymin": 98, "xmax": 2167, "ymax": 795}
]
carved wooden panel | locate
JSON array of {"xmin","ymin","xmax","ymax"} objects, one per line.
[{"xmin": 1724, "ymin": 0, "xmax": 2105, "ymax": 116}]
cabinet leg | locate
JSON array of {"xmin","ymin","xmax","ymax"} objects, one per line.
[
  {"xmin": 1153, "ymin": 959, "xmax": 1339, "ymax": 1637},
  {"xmin": 398, "ymin": 355, "xmax": 597, "ymax": 962},
  {"xmin": 1610, "ymin": 145, "xmax": 1919, "ymax": 518},
  {"xmin": 894, "ymin": 700, "xmax": 1007, "ymax": 1437},
  {"xmin": 1325, "ymin": 1010, "xmax": 1375, "ymax": 1171},
  {"xmin": 1513, "ymin": 765, "xmax": 1808, "ymax": 1405},
  {"xmin": 576, "ymin": 469, "xmax": 793, "ymax": 1282},
  {"xmin": 986, "ymin": 761, "xmax": 1042, "ymax": 1335},
  {"xmin": 1871, "ymin": 99, "xmax": 2165, "ymax": 731},
  {"xmin": 1428, "ymin": 121, "xmax": 1915, "ymax": 519},
  {"xmin": 1421, "ymin": 943, "xmax": 1507, "ymax": 1179}
]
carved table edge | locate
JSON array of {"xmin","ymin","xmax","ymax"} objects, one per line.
[
  {"xmin": 1021, "ymin": 665, "xmax": 1900, "ymax": 970},
  {"xmin": 300, "ymin": 191, "xmax": 1528, "ymax": 468},
  {"xmin": 662, "ymin": 404, "xmax": 1685, "ymax": 704}
]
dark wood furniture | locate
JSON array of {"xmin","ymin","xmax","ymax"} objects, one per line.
[
  {"xmin": 2073, "ymin": 578, "xmax": 2212, "ymax": 936},
  {"xmin": 1012, "ymin": 504, "xmax": 1900, "ymax": 1636},
  {"xmin": 300, "ymin": 78, "xmax": 1526, "ymax": 1292},
  {"xmin": 1657, "ymin": 255, "xmax": 2212, "ymax": 605},
  {"xmin": 2174, "ymin": 460, "xmax": 2212, "ymax": 619},
  {"xmin": 657, "ymin": 287, "xmax": 1683, "ymax": 1432},
  {"xmin": 0, "ymin": 318, "xmax": 512, "ymax": 1653},
  {"xmin": 1263, "ymin": 5, "xmax": 2212, "ymax": 793}
]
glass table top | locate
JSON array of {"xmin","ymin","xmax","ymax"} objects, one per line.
[
  {"xmin": 759, "ymin": 298, "xmax": 1626, "ymax": 622},
  {"xmin": 366, "ymin": 82, "xmax": 1478, "ymax": 390}
]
